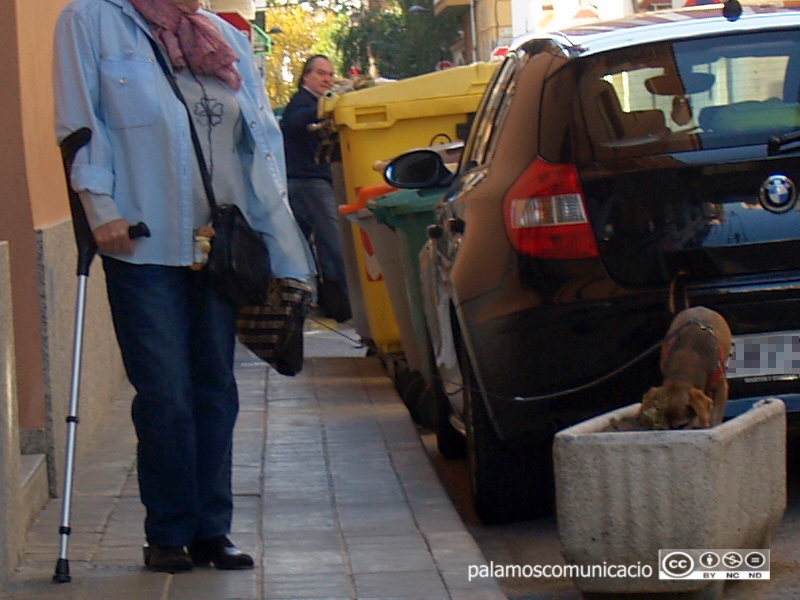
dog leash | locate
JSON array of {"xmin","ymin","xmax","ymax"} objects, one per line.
[
  {"xmin": 507, "ymin": 319, "xmax": 702, "ymax": 403},
  {"xmin": 306, "ymin": 315, "xmax": 703, "ymax": 405}
]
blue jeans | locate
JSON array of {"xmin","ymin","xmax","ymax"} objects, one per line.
[
  {"xmin": 287, "ymin": 178, "xmax": 349, "ymax": 292},
  {"xmin": 102, "ymin": 258, "xmax": 238, "ymax": 546}
]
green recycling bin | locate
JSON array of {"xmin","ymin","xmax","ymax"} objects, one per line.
[{"xmin": 367, "ymin": 186, "xmax": 446, "ymax": 383}]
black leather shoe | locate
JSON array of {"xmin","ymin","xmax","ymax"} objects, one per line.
[
  {"xmin": 143, "ymin": 544, "xmax": 193, "ymax": 573},
  {"xmin": 188, "ymin": 536, "xmax": 254, "ymax": 570}
]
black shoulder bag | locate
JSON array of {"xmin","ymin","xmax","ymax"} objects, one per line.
[{"xmin": 148, "ymin": 35, "xmax": 271, "ymax": 309}]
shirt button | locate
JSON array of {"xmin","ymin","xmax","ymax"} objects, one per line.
[
  {"xmin": 119, "ymin": 78, "xmax": 127, "ymax": 84},
  {"xmin": 249, "ymin": 121, "xmax": 257, "ymax": 128}
]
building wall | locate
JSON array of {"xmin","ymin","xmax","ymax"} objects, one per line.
[
  {"xmin": 0, "ymin": 243, "xmax": 23, "ymax": 588},
  {"xmin": 0, "ymin": 0, "xmax": 128, "ymax": 563},
  {"xmin": 475, "ymin": 0, "xmax": 512, "ymax": 60},
  {"xmin": 0, "ymin": 0, "xmax": 128, "ymax": 586},
  {"xmin": 0, "ymin": 0, "xmax": 49, "ymax": 438}
]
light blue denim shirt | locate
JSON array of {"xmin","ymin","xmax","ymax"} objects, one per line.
[{"xmin": 53, "ymin": 0, "xmax": 314, "ymax": 279}]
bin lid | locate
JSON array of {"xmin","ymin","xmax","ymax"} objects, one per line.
[
  {"xmin": 324, "ymin": 63, "xmax": 499, "ymax": 130},
  {"xmin": 367, "ymin": 187, "xmax": 446, "ymax": 227},
  {"xmin": 339, "ymin": 183, "xmax": 397, "ymax": 218}
]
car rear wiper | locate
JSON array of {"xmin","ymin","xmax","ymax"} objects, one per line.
[{"xmin": 767, "ymin": 129, "xmax": 800, "ymax": 156}]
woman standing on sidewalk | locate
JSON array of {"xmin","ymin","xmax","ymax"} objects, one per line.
[{"xmin": 53, "ymin": 0, "xmax": 313, "ymax": 573}]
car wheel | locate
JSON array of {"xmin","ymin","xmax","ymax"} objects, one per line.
[
  {"xmin": 460, "ymin": 341, "xmax": 554, "ymax": 524},
  {"xmin": 393, "ymin": 364, "xmax": 425, "ymax": 426},
  {"xmin": 433, "ymin": 375, "xmax": 467, "ymax": 460}
]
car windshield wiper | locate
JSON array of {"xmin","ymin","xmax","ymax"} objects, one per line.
[{"xmin": 767, "ymin": 129, "xmax": 800, "ymax": 156}]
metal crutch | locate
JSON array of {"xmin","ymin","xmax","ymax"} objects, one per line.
[{"xmin": 53, "ymin": 127, "xmax": 150, "ymax": 583}]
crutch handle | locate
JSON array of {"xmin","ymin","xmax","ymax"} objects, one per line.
[
  {"xmin": 128, "ymin": 222, "xmax": 151, "ymax": 239},
  {"xmin": 60, "ymin": 128, "xmax": 96, "ymax": 277}
]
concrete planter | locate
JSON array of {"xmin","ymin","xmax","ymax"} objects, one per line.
[{"xmin": 553, "ymin": 398, "xmax": 786, "ymax": 595}]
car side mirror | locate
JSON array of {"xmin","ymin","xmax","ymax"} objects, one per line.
[{"xmin": 383, "ymin": 150, "xmax": 455, "ymax": 189}]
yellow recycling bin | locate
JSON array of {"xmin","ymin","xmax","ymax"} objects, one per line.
[{"xmin": 324, "ymin": 62, "xmax": 499, "ymax": 357}]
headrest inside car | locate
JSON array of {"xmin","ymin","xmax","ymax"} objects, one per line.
[{"xmin": 645, "ymin": 72, "xmax": 716, "ymax": 95}]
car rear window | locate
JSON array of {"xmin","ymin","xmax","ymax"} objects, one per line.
[{"xmin": 541, "ymin": 29, "xmax": 800, "ymax": 163}]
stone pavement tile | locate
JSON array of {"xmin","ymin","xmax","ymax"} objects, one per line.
[
  {"xmin": 70, "ymin": 465, "xmax": 132, "ymax": 498},
  {"xmin": 167, "ymin": 567, "xmax": 260, "ymax": 600},
  {"xmin": 91, "ymin": 543, "xmax": 143, "ymax": 567},
  {"xmin": 20, "ymin": 531, "xmax": 101, "ymax": 563},
  {"xmin": 262, "ymin": 529, "xmax": 342, "ymax": 553},
  {"xmin": 232, "ymin": 465, "xmax": 262, "ymax": 495},
  {"xmin": 262, "ymin": 571, "xmax": 354, "ymax": 599},
  {"xmin": 119, "ymin": 473, "xmax": 140, "ymax": 498},
  {"xmin": 262, "ymin": 499, "xmax": 336, "ymax": 538},
  {"xmin": 348, "ymin": 540, "xmax": 437, "ymax": 574},
  {"xmin": 261, "ymin": 548, "xmax": 347, "ymax": 576},
  {"xmin": 98, "ymin": 499, "xmax": 146, "ymax": 547},
  {"xmin": 4, "ymin": 565, "xmax": 170, "ymax": 600},
  {"xmin": 230, "ymin": 495, "xmax": 261, "ymax": 535},
  {"xmin": 409, "ymin": 498, "xmax": 468, "ymax": 536},
  {"xmin": 5, "ymin": 554, "xmax": 91, "ymax": 587},
  {"xmin": 74, "ymin": 565, "xmax": 169, "ymax": 600},
  {"xmin": 337, "ymin": 502, "xmax": 420, "ymax": 538},
  {"xmin": 264, "ymin": 377, "xmax": 317, "ymax": 401},
  {"xmin": 354, "ymin": 569, "xmax": 449, "ymax": 599},
  {"xmin": 445, "ymin": 573, "xmax": 512, "ymax": 600},
  {"xmin": 27, "ymin": 495, "xmax": 118, "ymax": 537},
  {"xmin": 427, "ymin": 531, "xmax": 492, "ymax": 572},
  {"xmin": 263, "ymin": 472, "xmax": 328, "ymax": 493}
]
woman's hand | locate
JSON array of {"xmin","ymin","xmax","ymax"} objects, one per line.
[{"xmin": 93, "ymin": 219, "xmax": 136, "ymax": 255}]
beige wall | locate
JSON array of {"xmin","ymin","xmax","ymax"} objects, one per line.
[
  {"xmin": 20, "ymin": 1, "xmax": 71, "ymax": 229},
  {"xmin": 0, "ymin": 0, "xmax": 71, "ymax": 433},
  {"xmin": 475, "ymin": 0, "xmax": 512, "ymax": 61}
]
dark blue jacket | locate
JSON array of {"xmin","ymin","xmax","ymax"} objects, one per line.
[{"xmin": 280, "ymin": 87, "xmax": 332, "ymax": 182}]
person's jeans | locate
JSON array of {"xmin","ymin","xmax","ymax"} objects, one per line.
[
  {"xmin": 287, "ymin": 178, "xmax": 349, "ymax": 292},
  {"xmin": 102, "ymin": 257, "xmax": 238, "ymax": 546}
]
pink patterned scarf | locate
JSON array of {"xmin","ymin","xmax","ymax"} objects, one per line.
[{"xmin": 130, "ymin": 0, "xmax": 242, "ymax": 90}]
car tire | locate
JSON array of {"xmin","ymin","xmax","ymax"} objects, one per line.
[
  {"xmin": 393, "ymin": 364, "xmax": 425, "ymax": 426},
  {"xmin": 433, "ymin": 376, "xmax": 467, "ymax": 460},
  {"xmin": 460, "ymin": 342, "xmax": 553, "ymax": 525}
]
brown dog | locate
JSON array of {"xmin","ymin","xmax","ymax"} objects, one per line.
[{"xmin": 640, "ymin": 306, "xmax": 732, "ymax": 429}]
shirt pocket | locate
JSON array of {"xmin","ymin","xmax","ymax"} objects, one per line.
[{"xmin": 99, "ymin": 58, "xmax": 158, "ymax": 129}]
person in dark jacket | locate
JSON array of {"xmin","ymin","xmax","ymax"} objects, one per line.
[{"xmin": 281, "ymin": 55, "xmax": 352, "ymax": 322}]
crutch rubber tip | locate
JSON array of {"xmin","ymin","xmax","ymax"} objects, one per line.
[{"xmin": 53, "ymin": 558, "xmax": 71, "ymax": 583}]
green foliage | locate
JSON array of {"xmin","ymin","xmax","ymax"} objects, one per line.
[
  {"xmin": 261, "ymin": 7, "xmax": 339, "ymax": 107},
  {"xmin": 332, "ymin": 0, "xmax": 460, "ymax": 80},
  {"xmin": 261, "ymin": 0, "xmax": 361, "ymax": 17}
]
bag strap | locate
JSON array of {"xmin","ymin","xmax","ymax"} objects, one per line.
[{"xmin": 146, "ymin": 35, "xmax": 218, "ymax": 212}]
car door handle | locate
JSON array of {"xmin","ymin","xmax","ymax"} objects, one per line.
[{"xmin": 447, "ymin": 217, "xmax": 465, "ymax": 235}]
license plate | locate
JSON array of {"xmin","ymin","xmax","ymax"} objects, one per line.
[{"xmin": 727, "ymin": 330, "xmax": 800, "ymax": 382}]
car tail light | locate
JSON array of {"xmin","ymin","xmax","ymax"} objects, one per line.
[{"xmin": 504, "ymin": 158, "xmax": 599, "ymax": 259}]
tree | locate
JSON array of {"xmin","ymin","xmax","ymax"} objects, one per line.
[
  {"xmin": 261, "ymin": 0, "xmax": 361, "ymax": 17},
  {"xmin": 261, "ymin": 7, "xmax": 340, "ymax": 107},
  {"xmin": 332, "ymin": 0, "xmax": 459, "ymax": 80}
]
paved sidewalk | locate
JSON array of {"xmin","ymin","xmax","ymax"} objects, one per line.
[{"xmin": 1, "ymin": 323, "xmax": 506, "ymax": 600}]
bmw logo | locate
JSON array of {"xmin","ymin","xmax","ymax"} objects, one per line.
[{"xmin": 759, "ymin": 174, "xmax": 797, "ymax": 213}]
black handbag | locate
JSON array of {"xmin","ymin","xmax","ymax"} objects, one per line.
[
  {"xmin": 148, "ymin": 36, "xmax": 270, "ymax": 309},
  {"xmin": 237, "ymin": 278, "xmax": 312, "ymax": 375},
  {"xmin": 206, "ymin": 204, "xmax": 271, "ymax": 307}
]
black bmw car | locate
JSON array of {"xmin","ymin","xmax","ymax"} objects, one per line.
[{"xmin": 385, "ymin": 3, "xmax": 800, "ymax": 524}]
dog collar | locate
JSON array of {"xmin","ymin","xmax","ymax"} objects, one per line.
[
  {"xmin": 662, "ymin": 319, "xmax": 728, "ymax": 389},
  {"xmin": 708, "ymin": 348, "xmax": 728, "ymax": 388}
]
